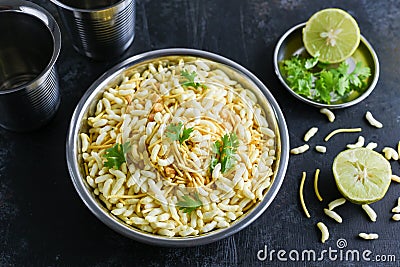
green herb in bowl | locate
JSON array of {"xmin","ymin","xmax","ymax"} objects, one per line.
[{"xmin": 281, "ymin": 54, "xmax": 371, "ymax": 104}]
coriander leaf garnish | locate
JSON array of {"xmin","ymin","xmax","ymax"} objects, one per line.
[
  {"xmin": 281, "ymin": 54, "xmax": 371, "ymax": 104},
  {"xmin": 181, "ymin": 70, "xmax": 206, "ymax": 89},
  {"xmin": 166, "ymin": 122, "xmax": 182, "ymax": 142},
  {"xmin": 180, "ymin": 127, "xmax": 194, "ymax": 144},
  {"xmin": 103, "ymin": 142, "xmax": 130, "ymax": 169},
  {"xmin": 210, "ymin": 133, "xmax": 239, "ymax": 174},
  {"xmin": 348, "ymin": 61, "xmax": 371, "ymax": 88},
  {"xmin": 165, "ymin": 122, "xmax": 194, "ymax": 145},
  {"xmin": 177, "ymin": 193, "xmax": 202, "ymax": 214},
  {"xmin": 305, "ymin": 52, "xmax": 320, "ymax": 69},
  {"xmin": 315, "ymin": 70, "xmax": 332, "ymax": 103}
]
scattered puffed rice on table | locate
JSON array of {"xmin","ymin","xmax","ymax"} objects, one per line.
[
  {"xmin": 346, "ymin": 136, "xmax": 365, "ymax": 149},
  {"xmin": 320, "ymin": 108, "xmax": 335, "ymax": 122},
  {"xmin": 392, "ymin": 214, "xmax": 400, "ymax": 221},
  {"xmin": 324, "ymin": 208, "xmax": 343, "ymax": 223},
  {"xmin": 315, "ymin": 145, "xmax": 327, "ymax": 153},
  {"xmin": 291, "ymin": 144, "xmax": 310, "ymax": 155},
  {"xmin": 392, "ymin": 206, "xmax": 400, "ymax": 213},
  {"xmin": 365, "ymin": 142, "xmax": 378, "ymax": 150},
  {"xmin": 398, "ymin": 141, "xmax": 400, "ymax": 159},
  {"xmin": 317, "ymin": 222, "xmax": 329, "ymax": 243},
  {"xmin": 393, "ymin": 198, "xmax": 400, "ymax": 213},
  {"xmin": 391, "ymin": 175, "xmax": 400, "ymax": 183},
  {"xmin": 361, "ymin": 204, "xmax": 377, "ymax": 222},
  {"xmin": 304, "ymin": 127, "xmax": 318, "ymax": 142},
  {"xmin": 328, "ymin": 198, "xmax": 346, "ymax": 211},
  {"xmin": 365, "ymin": 111, "xmax": 383, "ymax": 128},
  {"xmin": 359, "ymin": 233, "xmax": 379, "ymax": 240},
  {"xmin": 382, "ymin": 147, "xmax": 399, "ymax": 160}
]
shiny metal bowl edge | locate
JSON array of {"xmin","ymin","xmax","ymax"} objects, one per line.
[
  {"xmin": 66, "ymin": 48, "xmax": 289, "ymax": 246},
  {"xmin": 273, "ymin": 22, "xmax": 380, "ymax": 109}
]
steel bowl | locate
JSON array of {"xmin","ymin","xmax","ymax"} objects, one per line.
[
  {"xmin": 273, "ymin": 22, "xmax": 379, "ymax": 109},
  {"xmin": 66, "ymin": 48, "xmax": 289, "ymax": 246}
]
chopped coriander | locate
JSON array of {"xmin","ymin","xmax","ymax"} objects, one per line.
[
  {"xmin": 281, "ymin": 54, "xmax": 371, "ymax": 104},
  {"xmin": 305, "ymin": 52, "xmax": 320, "ymax": 69},
  {"xmin": 165, "ymin": 122, "xmax": 194, "ymax": 145},
  {"xmin": 103, "ymin": 142, "xmax": 130, "ymax": 169},
  {"xmin": 180, "ymin": 127, "xmax": 194, "ymax": 144},
  {"xmin": 210, "ymin": 133, "xmax": 239, "ymax": 174},
  {"xmin": 181, "ymin": 70, "xmax": 206, "ymax": 89},
  {"xmin": 176, "ymin": 193, "xmax": 202, "ymax": 214}
]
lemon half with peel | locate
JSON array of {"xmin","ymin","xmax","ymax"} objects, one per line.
[
  {"xmin": 332, "ymin": 147, "xmax": 391, "ymax": 204},
  {"xmin": 303, "ymin": 8, "xmax": 361, "ymax": 63}
]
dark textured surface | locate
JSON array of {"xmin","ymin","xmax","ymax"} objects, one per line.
[{"xmin": 1, "ymin": 0, "xmax": 400, "ymax": 266}]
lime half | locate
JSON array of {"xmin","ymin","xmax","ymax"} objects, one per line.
[
  {"xmin": 303, "ymin": 8, "xmax": 361, "ymax": 63},
  {"xmin": 332, "ymin": 147, "xmax": 391, "ymax": 204}
]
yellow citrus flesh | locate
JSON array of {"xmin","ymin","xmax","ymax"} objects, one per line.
[
  {"xmin": 303, "ymin": 8, "xmax": 361, "ymax": 63},
  {"xmin": 332, "ymin": 147, "xmax": 391, "ymax": 204}
]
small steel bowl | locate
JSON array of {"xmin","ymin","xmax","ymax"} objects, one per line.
[
  {"xmin": 66, "ymin": 48, "xmax": 289, "ymax": 246},
  {"xmin": 273, "ymin": 22, "xmax": 379, "ymax": 109}
]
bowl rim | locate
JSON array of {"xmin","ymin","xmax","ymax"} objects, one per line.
[
  {"xmin": 66, "ymin": 48, "xmax": 290, "ymax": 246},
  {"xmin": 50, "ymin": 0, "xmax": 129, "ymax": 13},
  {"xmin": 273, "ymin": 22, "xmax": 380, "ymax": 109}
]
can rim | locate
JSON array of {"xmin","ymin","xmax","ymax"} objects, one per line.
[
  {"xmin": 50, "ymin": 0, "xmax": 130, "ymax": 13},
  {"xmin": 0, "ymin": 0, "xmax": 61, "ymax": 95}
]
